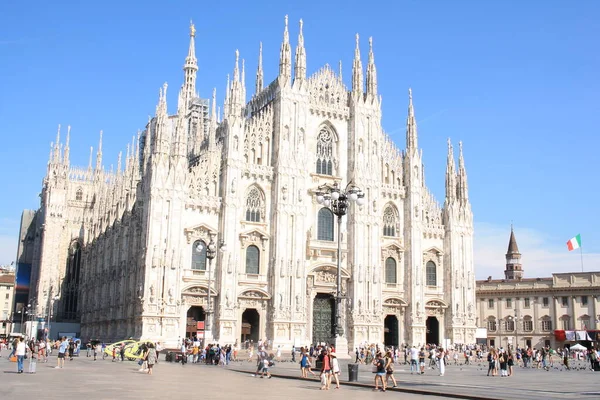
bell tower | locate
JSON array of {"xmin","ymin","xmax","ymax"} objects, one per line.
[{"xmin": 504, "ymin": 226, "xmax": 523, "ymax": 280}]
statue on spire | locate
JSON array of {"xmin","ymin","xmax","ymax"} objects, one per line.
[{"xmin": 190, "ymin": 20, "xmax": 196, "ymax": 37}]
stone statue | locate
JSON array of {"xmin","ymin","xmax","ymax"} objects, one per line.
[
  {"xmin": 168, "ymin": 287, "xmax": 174, "ymax": 304},
  {"xmin": 231, "ymin": 177, "xmax": 237, "ymax": 193},
  {"xmin": 282, "ymin": 184, "xmax": 288, "ymax": 200},
  {"xmin": 295, "ymin": 294, "xmax": 301, "ymax": 312}
]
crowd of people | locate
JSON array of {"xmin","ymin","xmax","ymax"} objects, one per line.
[{"xmin": 3, "ymin": 334, "xmax": 599, "ymax": 388}]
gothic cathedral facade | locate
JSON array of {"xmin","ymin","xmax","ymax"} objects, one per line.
[{"xmin": 26, "ymin": 17, "xmax": 476, "ymax": 350}]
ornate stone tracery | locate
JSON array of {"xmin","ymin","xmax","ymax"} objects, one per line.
[
  {"xmin": 184, "ymin": 224, "xmax": 217, "ymax": 245},
  {"xmin": 245, "ymin": 186, "xmax": 266, "ymax": 222}
]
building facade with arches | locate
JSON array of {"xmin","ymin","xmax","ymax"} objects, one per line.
[
  {"xmin": 476, "ymin": 228, "xmax": 600, "ymax": 349},
  {"xmin": 21, "ymin": 17, "xmax": 476, "ymax": 349}
]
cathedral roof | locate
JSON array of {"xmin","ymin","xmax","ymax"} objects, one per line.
[{"xmin": 507, "ymin": 226, "xmax": 520, "ymax": 255}]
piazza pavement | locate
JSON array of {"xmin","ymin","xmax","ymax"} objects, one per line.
[{"xmin": 1, "ymin": 349, "xmax": 598, "ymax": 399}]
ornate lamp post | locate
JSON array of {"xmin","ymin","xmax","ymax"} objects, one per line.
[
  {"xmin": 508, "ymin": 313, "xmax": 521, "ymax": 350},
  {"xmin": 315, "ymin": 182, "xmax": 365, "ymax": 353},
  {"xmin": 203, "ymin": 236, "xmax": 226, "ymax": 342}
]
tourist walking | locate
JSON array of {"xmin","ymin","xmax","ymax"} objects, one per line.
[
  {"xmin": 438, "ymin": 348, "xmax": 446, "ymax": 376},
  {"xmin": 331, "ymin": 352, "xmax": 341, "ymax": 389},
  {"xmin": 15, "ymin": 338, "xmax": 27, "ymax": 374},
  {"xmin": 487, "ymin": 349, "xmax": 497, "ymax": 376},
  {"xmin": 146, "ymin": 343, "xmax": 157, "ymax": 375},
  {"xmin": 55, "ymin": 337, "xmax": 68, "ymax": 369},
  {"xmin": 319, "ymin": 350, "xmax": 332, "ymax": 390},
  {"xmin": 373, "ymin": 352, "xmax": 387, "ymax": 392},
  {"xmin": 385, "ymin": 350, "xmax": 397, "ymax": 387}
]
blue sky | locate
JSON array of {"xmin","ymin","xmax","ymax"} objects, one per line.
[{"xmin": 0, "ymin": 1, "xmax": 599, "ymax": 278}]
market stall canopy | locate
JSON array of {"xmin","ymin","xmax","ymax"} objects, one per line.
[{"xmin": 570, "ymin": 343, "xmax": 587, "ymax": 351}]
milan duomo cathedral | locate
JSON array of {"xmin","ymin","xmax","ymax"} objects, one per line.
[{"xmin": 25, "ymin": 16, "xmax": 476, "ymax": 352}]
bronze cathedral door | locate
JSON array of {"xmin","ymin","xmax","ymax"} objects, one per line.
[{"xmin": 312, "ymin": 294, "xmax": 334, "ymax": 345}]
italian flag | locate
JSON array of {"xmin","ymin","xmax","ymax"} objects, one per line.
[{"xmin": 566, "ymin": 234, "xmax": 581, "ymax": 251}]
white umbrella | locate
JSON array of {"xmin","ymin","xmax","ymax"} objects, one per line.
[{"xmin": 570, "ymin": 343, "xmax": 587, "ymax": 351}]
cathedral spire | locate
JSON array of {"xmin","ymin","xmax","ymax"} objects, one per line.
[
  {"xmin": 294, "ymin": 19, "xmax": 306, "ymax": 83},
  {"xmin": 339, "ymin": 60, "xmax": 343, "ymax": 83},
  {"xmin": 64, "ymin": 125, "xmax": 71, "ymax": 166},
  {"xmin": 445, "ymin": 138, "xmax": 456, "ymax": 204},
  {"xmin": 279, "ymin": 15, "xmax": 292, "ymax": 84},
  {"xmin": 96, "ymin": 130, "xmax": 103, "ymax": 171},
  {"xmin": 88, "ymin": 146, "xmax": 93, "ymax": 171},
  {"xmin": 234, "ymin": 49, "xmax": 240, "ymax": 82},
  {"xmin": 256, "ymin": 42, "xmax": 264, "ymax": 93},
  {"xmin": 352, "ymin": 33, "xmax": 363, "ymax": 97},
  {"xmin": 183, "ymin": 20, "xmax": 198, "ymax": 102},
  {"xmin": 457, "ymin": 141, "xmax": 469, "ymax": 203},
  {"xmin": 53, "ymin": 124, "xmax": 61, "ymax": 164},
  {"xmin": 211, "ymin": 87, "xmax": 217, "ymax": 123},
  {"xmin": 406, "ymin": 88, "xmax": 418, "ymax": 151},
  {"xmin": 366, "ymin": 37, "xmax": 377, "ymax": 97},
  {"xmin": 117, "ymin": 151, "xmax": 122, "ymax": 174}
]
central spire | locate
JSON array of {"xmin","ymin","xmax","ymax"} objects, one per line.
[
  {"xmin": 183, "ymin": 20, "xmax": 198, "ymax": 103},
  {"xmin": 279, "ymin": 15, "xmax": 292, "ymax": 84},
  {"xmin": 294, "ymin": 19, "xmax": 306, "ymax": 83}
]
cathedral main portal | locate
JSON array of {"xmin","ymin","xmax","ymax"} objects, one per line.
[
  {"xmin": 426, "ymin": 316, "xmax": 440, "ymax": 345},
  {"xmin": 312, "ymin": 294, "xmax": 334, "ymax": 345}
]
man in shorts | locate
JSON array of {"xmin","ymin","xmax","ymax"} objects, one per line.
[{"xmin": 55, "ymin": 337, "xmax": 68, "ymax": 369}]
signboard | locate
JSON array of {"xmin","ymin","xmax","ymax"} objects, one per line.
[
  {"xmin": 475, "ymin": 328, "xmax": 488, "ymax": 339},
  {"xmin": 196, "ymin": 331, "xmax": 204, "ymax": 338},
  {"xmin": 196, "ymin": 321, "xmax": 205, "ymax": 330}
]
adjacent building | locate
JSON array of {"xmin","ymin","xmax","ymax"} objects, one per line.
[
  {"xmin": 476, "ymin": 227, "xmax": 600, "ymax": 349},
  {"xmin": 0, "ymin": 268, "xmax": 15, "ymax": 338},
  {"xmin": 20, "ymin": 17, "xmax": 477, "ymax": 350}
]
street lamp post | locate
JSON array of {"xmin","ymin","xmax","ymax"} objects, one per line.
[
  {"xmin": 20, "ymin": 304, "xmax": 30, "ymax": 335},
  {"xmin": 204, "ymin": 236, "xmax": 226, "ymax": 343},
  {"xmin": 508, "ymin": 313, "xmax": 521, "ymax": 350},
  {"xmin": 316, "ymin": 182, "xmax": 365, "ymax": 356}
]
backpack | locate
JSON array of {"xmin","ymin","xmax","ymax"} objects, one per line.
[{"xmin": 487, "ymin": 353, "xmax": 493, "ymax": 362}]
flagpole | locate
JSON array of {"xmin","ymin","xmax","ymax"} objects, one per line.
[{"xmin": 580, "ymin": 246, "xmax": 584, "ymax": 273}]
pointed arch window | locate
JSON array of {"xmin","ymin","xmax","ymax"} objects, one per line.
[
  {"xmin": 245, "ymin": 186, "xmax": 264, "ymax": 222},
  {"xmin": 383, "ymin": 206, "xmax": 397, "ymax": 237},
  {"xmin": 192, "ymin": 240, "xmax": 207, "ymax": 270},
  {"xmin": 76, "ymin": 188, "xmax": 83, "ymax": 201},
  {"xmin": 317, "ymin": 208, "xmax": 334, "ymax": 241},
  {"xmin": 385, "ymin": 257, "xmax": 397, "ymax": 284},
  {"xmin": 316, "ymin": 127, "xmax": 334, "ymax": 175},
  {"xmin": 426, "ymin": 261, "xmax": 437, "ymax": 286},
  {"xmin": 246, "ymin": 245, "xmax": 260, "ymax": 274}
]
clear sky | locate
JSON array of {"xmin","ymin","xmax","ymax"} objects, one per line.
[{"xmin": 0, "ymin": 1, "xmax": 598, "ymax": 278}]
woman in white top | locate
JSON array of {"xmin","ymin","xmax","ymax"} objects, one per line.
[{"xmin": 330, "ymin": 352, "xmax": 341, "ymax": 389}]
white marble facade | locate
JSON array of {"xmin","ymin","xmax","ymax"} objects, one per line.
[{"xmin": 27, "ymin": 17, "xmax": 476, "ymax": 351}]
